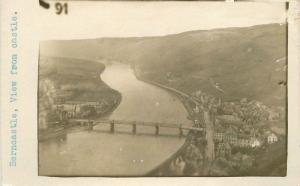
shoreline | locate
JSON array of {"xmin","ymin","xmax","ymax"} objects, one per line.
[
  {"xmin": 38, "ymin": 61, "xmax": 122, "ymax": 142},
  {"xmin": 38, "ymin": 94, "xmax": 122, "ymax": 142},
  {"xmin": 133, "ymin": 66, "xmax": 208, "ymax": 176},
  {"xmin": 39, "ymin": 61, "xmax": 208, "ymax": 176}
]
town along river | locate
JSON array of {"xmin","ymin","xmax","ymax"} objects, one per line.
[{"xmin": 39, "ymin": 63, "xmax": 192, "ymax": 176}]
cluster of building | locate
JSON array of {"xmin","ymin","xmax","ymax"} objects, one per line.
[
  {"xmin": 191, "ymin": 90, "xmax": 221, "ymax": 114},
  {"xmin": 214, "ymin": 120, "xmax": 281, "ymax": 159},
  {"xmin": 39, "ymin": 78, "xmax": 113, "ymax": 129},
  {"xmin": 214, "ymin": 130, "xmax": 279, "ymax": 158},
  {"xmin": 52, "ymin": 100, "xmax": 109, "ymax": 120},
  {"xmin": 221, "ymin": 98, "xmax": 285, "ymax": 124},
  {"xmin": 213, "ymin": 113, "xmax": 281, "ymax": 159},
  {"xmin": 190, "ymin": 89, "xmax": 283, "ymax": 160}
]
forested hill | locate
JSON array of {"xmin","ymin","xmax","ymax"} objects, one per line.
[{"xmin": 40, "ymin": 23, "xmax": 287, "ymax": 106}]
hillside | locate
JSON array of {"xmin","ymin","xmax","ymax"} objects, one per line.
[
  {"xmin": 38, "ymin": 57, "xmax": 121, "ymax": 120},
  {"xmin": 40, "ymin": 23, "xmax": 287, "ymax": 106}
]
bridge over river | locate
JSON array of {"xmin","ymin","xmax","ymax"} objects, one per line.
[
  {"xmin": 69, "ymin": 119, "xmax": 205, "ymax": 136},
  {"xmin": 39, "ymin": 63, "xmax": 210, "ymax": 176}
]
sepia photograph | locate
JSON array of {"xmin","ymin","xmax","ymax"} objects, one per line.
[{"xmin": 38, "ymin": 2, "xmax": 287, "ymax": 177}]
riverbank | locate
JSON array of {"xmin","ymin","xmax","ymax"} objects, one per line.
[
  {"xmin": 134, "ymin": 66, "xmax": 210, "ymax": 176},
  {"xmin": 135, "ymin": 63, "xmax": 286, "ymax": 176},
  {"xmin": 38, "ymin": 57, "xmax": 121, "ymax": 140},
  {"xmin": 39, "ymin": 63, "xmax": 193, "ymax": 176}
]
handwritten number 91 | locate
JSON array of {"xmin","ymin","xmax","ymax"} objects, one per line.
[{"xmin": 55, "ymin": 3, "xmax": 68, "ymax": 15}]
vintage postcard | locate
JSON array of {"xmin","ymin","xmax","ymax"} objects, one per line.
[{"xmin": 1, "ymin": 0, "xmax": 300, "ymax": 186}]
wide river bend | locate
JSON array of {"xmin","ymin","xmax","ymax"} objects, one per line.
[{"xmin": 39, "ymin": 63, "xmax": 192, "ymax": 176}]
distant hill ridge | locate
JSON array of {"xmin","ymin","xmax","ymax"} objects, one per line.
[
  {"xmin": 40, "ymin": 23, "xmax": 287, "ymax": 106},
  {"xmin": 40, "ymin": 23, "xmax": 285, "ymax": 60}
]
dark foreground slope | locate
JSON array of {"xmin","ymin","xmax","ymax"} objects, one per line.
[{"xmin": 40, "ymin": 23, "xmax": 286, "ymax": 107}]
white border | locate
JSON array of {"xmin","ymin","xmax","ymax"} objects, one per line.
[{"xmin": 1, "ymin": 1, "xmax": 299, "ymax": 186}]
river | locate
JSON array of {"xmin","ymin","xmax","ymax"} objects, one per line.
[{"xmin": 39, "ymin": 63, "xmax": 192, "ymax": 176}]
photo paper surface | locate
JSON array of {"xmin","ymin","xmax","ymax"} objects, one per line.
[{"xmin": 1, "ymin": 0, "xmax": 300, "ymax": 185}]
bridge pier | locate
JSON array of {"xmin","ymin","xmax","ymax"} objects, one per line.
[
  {"xmin": 110, "ymin": 120, "xmax": 115, "ymax": 133},
  {"xmin": 88, "ymin": 121, "xmax": 93, "ymax": 130},
  {"xmin": 179, "ymin": 125, "xmax": 183, "ymax": 137},
  {"xmin": 155, "ymin": 125, "xmax": 159, "ymax": 135},
  {"xmin": 132, "ymin": 123, "xmax": 137, "ymax": 134}
]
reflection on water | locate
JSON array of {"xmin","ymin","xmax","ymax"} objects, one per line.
[{"xmin": 39, "ymin": 63, "xmax": 192, "ymax": 176}]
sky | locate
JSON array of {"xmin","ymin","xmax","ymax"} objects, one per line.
[{"xmin": 38, "ymin": 1, "xmax": 287, "ymax": 40}]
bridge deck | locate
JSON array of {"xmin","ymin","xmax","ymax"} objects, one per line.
[{"xmin": 69, "ymin": 119, "xmax": 204, "ymax": 131}]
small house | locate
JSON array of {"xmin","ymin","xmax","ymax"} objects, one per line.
[
  {"xmin": 214, "ymin": 132, "xmax": 225, "ymax": 142},
  {"xmin": 250, "ymin": 138, "xmax": 261, "ymax": 148},
  {"xmin": 267, "ymin": 133, "xmax": 278, "ymax": 144},
  {"xmin": 216, "ymin": 142, "xmax": 231, "ymax": 158},
  {"xmin": 238, "ymin": 138, "xmax": 250, "ymax": 147}
]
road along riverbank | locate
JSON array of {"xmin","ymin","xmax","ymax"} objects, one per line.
[{"xmin": 134, "ymin": 66, "xmax": 213, "ymax": 176}]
